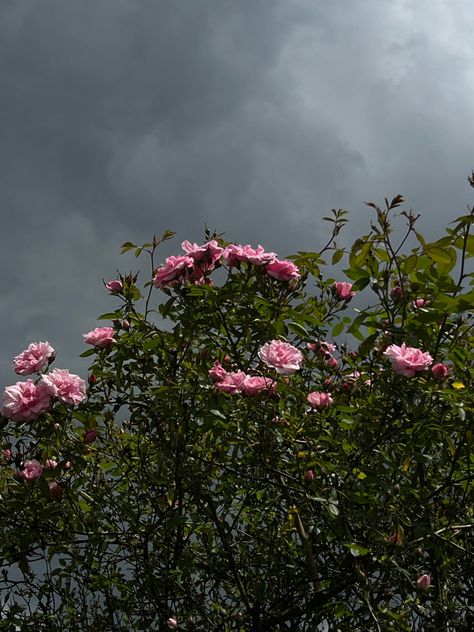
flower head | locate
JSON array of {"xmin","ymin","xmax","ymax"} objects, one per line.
[
  {"xmin": 333, "ymin": 282, "xmax": 356, "ymax": 300},
  {"xmin": 416, "ymin": 573, "xmax": 431, "ymax": 591},
  {"xmin": 241, "ymin": 375, "xmax": 277, "ymax": 396},
  {"xmin": 431, "ymin": 362, "xmax": 449, "ymax": 381},
  {"xmin": 265, "ymin": 259, "xmax": 301, "ymax": 281},
  {"xmin": 215, "ymin": 371, "xmax": 247, "ymax": 394},
  {"xmin": 153, "ymin": 255, "xmax": 195, "ymax": 288},
  {"xmin": 13, "ymin": 341, "xmax": 55, "ymax": 375},
  {"xmin": 307, "ymin": 391, "xmax": 333, "ymax": 408},
  {"xmin": 105, "ymin": 279, "xmax": 123, "ymax": 293},
  {"xmin": 258, "ymin": 340, "xmax": 303, "ymax": 375},
  {"xmin": 2, "ymin": 380, "xmax": 52, "ymax": 422},
  {"xmin": 18, "ymin": 459, "xmax": 43, "ymax": 483},
  {"xmin": 223, "ymin": 244, "xmax": 277, "ymax": 267},
  {"xmin": 42, "ymin": 369, "xmax": 86, "ymax": 405},
  {"xmin": 83, "ymin": 327, "xmax": 116, "ymax": 348},
  {"xmin": 384, "ymin": 343, "xmax": 433, "ymax": 377}
]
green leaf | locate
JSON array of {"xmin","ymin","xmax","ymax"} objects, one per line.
[{"xmin": 287, "ymin": 322, "xmax": 310, "ymax": 339}]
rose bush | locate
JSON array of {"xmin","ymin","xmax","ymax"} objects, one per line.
[{"xmin": 0, "ymin": 186, "xmax": 473, "ymax": 631}]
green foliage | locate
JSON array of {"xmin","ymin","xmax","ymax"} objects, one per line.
[{"xmin": 1, "ymin": 192, "xmax": 473, "ymax": 631}]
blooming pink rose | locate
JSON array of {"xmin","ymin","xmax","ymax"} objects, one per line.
[
  {"xmin": 431, "ymin": 362, "xmax": 449, "ymax": 381},
  {"xmin": 333, "ymin": 281, "xmax": 356, "ymax": 300},
  {"xmin": 181, "ymin": 239, "xmax": 223, "ymax": 265},
  {"xmin": 42, "ymin": 369, "xmax": 86, "ymax": 405},
  {"xmin": 153, "ymin": 255, "xmax": 195, "ymax": 288},
  {"xmin": 384, "ymin": 343, "xmax": 433, "ymax": 377},
  {"xmin": 223, "ymin": 244, "xmax": 277, "ymax": 267},
  {"xmin": 209, "ymin": 361, "xmax": 227, "ymax": 382},
  {"xmin": 13, "ymin": 341, "xmax": 55, "ymax": 375},
  {"xmin": 307, "ymin": 391, "xmax": 333, "ymax": 408},
  {"xmin": 49, "ymin": 481, "xmax": 65, "ymax": 500},
  {"xmin": 265, "ymin": 259, "xmax": 301, "ymax": 281},
  {"xmin": 105, "ymin": 279, "xmax": 123, "ymax": 293},
  {"xmin": 45, "ymin": 459, "xmax": 58, "ymax": 469},
  {"xmin": 241, "ymin": 375, "xmax": 277, "ymax": 396},
  {"xmin": 416, "ymin": 573, "xmax": 431, "ymax": 591},
  {"xmin": 215, "ymin": 371, "xmax": 247, "ymax": 394},
  {"xmin": 83, "ymin": 327, "xmax": 116, "ymax": 348},
  {"xmin": 18, "ymin": 459, "xmax": 43, "ymax": 483},
  {"xmin": 83, "ymin": 428, "xmax": 98, "ymax": 444},
  {"xmin": 258, "ymin": 340, "xmax": 303, "ymax": 375},
  {"xmin": 2, "ymin": 380, "xmax": 52, "ymax": 422}
]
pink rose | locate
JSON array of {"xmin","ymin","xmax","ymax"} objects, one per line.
[
  {"xmin": 325, "ymin": 357, "xmax": 339, "ymax": 369},
  {"xmin": 45, "ymin": 459, "xmax": 58, "ymax": 469},
  {"xmin": 304, "ymin": 469, "xmax": 315, "ymax": 481},
  {"xmin": 333, "ymin": 282, "xmax": 356, "ymax": 300},
  {"xmin": 13, "ymin": 341, "xmax": 55, "ymax": 375},
  {"xmin": 49, "ymin": 481, "xmax": 65, "ymax": 501},
  {"xmin": 307, "ymin": 340, "xmax": 336, "ymax": 356},
  {"xmin": 241, "ymin": 376, "xmax": 277, "ymax": 396},
  {"xmin": 416, "ymin": 573, "xmax": 431, "ymax": 591},
  {"xmin": 105, "ymin": 279, "xmax": 123, "ymax": 293},
  {"xmin": 391, "ymin": 286, "xmax": 404, "ymax": 301},
  {"xmin": 181, "ymin": 239, "xmax": 223, "ymax": 265},
  {"xmin": 223, "ymin": 244, "xmax": 277, "ymax": 267},
  {"xmin": 307, "ymin": 391, "xmax": 333, "ymax": 408},
  {"xmin": 42, "ymin": 369, "xmax": 86, "ymax": 405},
  {"xmin": 215, "ymin": 371, "xmax": 247, "ymax": 394},
  {"xmin": 18, "ymin": 459, "xmax": 43, "ymax": 483},
  {"xmin": 209, "ymin": 361, "xmax": 227, "ymax": 382},
  {"xmin": 153, "ymin": 255, "xmax": 195, "ymax": 288},
  {"xmin": 83, "ymin": 428, "xmax": 98, "ymax": 444},
  {"xmin": 2, "ymin": 380, "xmax": 52, "ymax": 422},
  {"xmin": 413, "ymin": 298, "xmax": 427, "ymax": 308},
  {"xmin": 167, "ymin": 618, "xmax": 178, "ymax": 629},
  {"xmin": 3, "ymin": 449, "xmax": 12, "ymax": 461},
  {"xmin": 258, "ymin": 340, "xmax": 303, "ymax": 375},
  {"xmin": 384, "ymin": 343, "xmax": 433, "ymax": 377},
  {"xmin": 265, "ymin": 259, "xmax": 301, "ymax": 281},
  {"xmin": 431, "ymin": 362, "xmax": 449, "ymax": 381},
  {"xmin": 83, "ymin": 327, "xmax": 116, "ymax": 348}
]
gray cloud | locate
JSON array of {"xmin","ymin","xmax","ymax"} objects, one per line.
[{"xmin": 1, "ymin": 0, "xmax": 473, "ymax": 386}]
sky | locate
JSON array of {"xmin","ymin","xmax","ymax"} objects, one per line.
[{"xmin": 1, "ymin": 0, "xmax": 473, "ymax": 387}]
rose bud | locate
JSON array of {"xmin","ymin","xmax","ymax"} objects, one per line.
[
  {"xmin": 304, "ymin": 469, "xmax": 315, "ymax": 481},
  {"xmin": 83, "ymin": 429, "xmax": 98, "ymax": 444},
  {"xmin": 431, "ymin": 363, "xmax": 449, "ymax": 381},
  {"xmin": 416, "ymin": 573, "xmax": 431, "ymax": 591},
  {"xmin": 49, "ymin": 481, "xmax": 65, "ymax": 501}
]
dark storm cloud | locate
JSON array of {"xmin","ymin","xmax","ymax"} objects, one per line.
[{"xmin": 0, "ymin": 0, "xmax": 473, "ymax": 386}]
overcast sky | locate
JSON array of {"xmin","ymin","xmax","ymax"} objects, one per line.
[{"xmin": 1, "ymin": 0, "xmax": 473, "ymax": 386}]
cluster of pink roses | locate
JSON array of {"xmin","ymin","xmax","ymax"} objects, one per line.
[
  {"xmin": 153, "ymin": 240, "xmax": 301, "ymax": 289},
  {"xmin": 2, "ymin": 342, "xmax": 86, "ymax": 423},
  {"xmin": 383, "ymin": 343, "xmax": 450, "ymax": 380},
  {"xmin": 210, "ymin": 362, "xmax": 277, "ymax": 396}
]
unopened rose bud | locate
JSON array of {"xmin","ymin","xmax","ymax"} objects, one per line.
[
  {"xmin": 88, "ymin": 373, "xmax": 97, "ymax": 386},
  {"xmin": 105, "ymin": 280, "xmax": 123, "ymax": 294},
  {"xmin": 325, "ymin": 357, "xmax": 339, "ymax": 369},
  {"xmin": 49, "ymin": 481, "xmax": 65, "ymax": 501},
  {"xmin": 53, "ymin": 423, "xmax": 61, "ymax": 432},
  {"xmin": 304, "ymin": 469, "xmax": 315, "ymax": 481},
  {"xmin": 431, "ymin": 363, "xmax": 449, "ymax": 381},
  {"xmin": 391, "ymin": 286, "xmax": 404, "ymax": 300},
  {"xmin": 121, "ymin": 319, "xmax": 130, "ymax": 330},
  {"xmin": 167, "ymin": 618, "xmax": 178, "ymax": 629},
  {"xmin": 64, "ymin": 460, "xmax": 73, "ymax": 470},
  {"xmin": 416, "ymin": 573, "xmax": 431, "ymax": 591},
  {"xmin": 2, "ymin": 449, "xmax": 12, "ymax": 461},
  {"xmin": 323, "ymin": 377, "xmax": 333, "ymax": 387},
  {"xmin": 83, "ymin": 429, "xmax": 98, "ymax": 444},
  {"xmin": 341, "ymin": 381, "xmax": 351, "ymax": 392}
]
